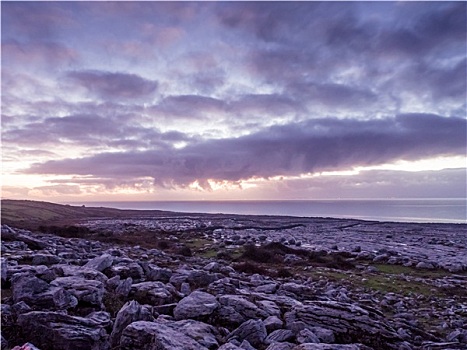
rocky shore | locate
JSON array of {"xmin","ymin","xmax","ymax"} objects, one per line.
[{"xmin": 1, "ymin": 213, "xmax": 466, "ymax": 350}]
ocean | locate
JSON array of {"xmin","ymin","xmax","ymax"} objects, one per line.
[{"xmin": 73, "ymin": 199, "xmax": 466, "ymax": 224}]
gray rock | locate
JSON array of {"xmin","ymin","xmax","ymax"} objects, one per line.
[
  {"xmin": 264, "ymin": 315, "xmax": 284, "ymax": 333},
  {"xmin": 50, "ymin": 276, "xmax": 104, "ymax": 307},
  {"xmin": 83, "ymin": 253, "xmax": 114, "ymax": 272},
  {"xmin": 219, "ymin": 295, "xmax": 269, "ymax": 320},
  {"xmin": 257, "ymin": 300, "xmax": 281, "ymax": 317},
  {"xmin": 31, "ymin": 254, "xmax": 61, "ymax": 266},
  {"xmin": 1, "ymin": 258, "xmax": 7, "ymax": 283},
  {"xmin": 296, "ymin": 329, "xmax": 320, "ymax": 344},
  {"xmin": 110, "ymin": 300, "xmax": 154, "ymax": 348},
  {"xmin": 228, "ymin": 319, "xmax": 267, "ymax": 348},
  {"xmin": 293, "ymin": 344, "xmax": 373, "ymax": 350},
  {"xmin": 239, "ymin": 339, "xmax": 256, "ymax": 350},
  {"xmin": 266, "ymin": 329, "xmax": 295, "ymax": 343},
  {"xmin": 218, "ymin": 343, "xmax": 243, "ymax": 350},
  {"xmin": 1, "ymin": 333, "xmax": 8, "ymax": 350},
  {"xmin": 266, "ymin": 343, "xmax": 295, "ymax": 350},
  {"xmin": 54, "ymin": 264, "xmax": 108, "ymax": 283},
  {"xmin": 187, "ymin": 270, "xmax": 220, "ymax": 287},
  {"xmin": 415, "ymin": 261, "xmax": 435, "ymax": 270},
  {"xmin": 130, "ymin": 281, "xmax": 177, "ymax": 305},
  {"xmin": 120, "ymin": 320, "xmax": 208, "ymax": 350},
  {"xmin": 115, "ymin": 277, "xmax": 132, "ymax": 298},
  {"xmin": 1, "ymin": 226, "xmax": 47, "ymax": 250},
  {"xmin": 146, "ymin": 266, "xmax": 172, "ymax": 283},
  {"xmin": 12, "ymin": 274, "xmax": 77, "ymax": 310},
  {"xmin": 168, "ymin": 319, "xmax": 219, "ymax": 349},
  {"xmin": 308, "ymin": 327, "xmax": 335, "ymax": 343},
  {"xmin": 256, "ymin": 283, "xmax": 278, "ymax": 293},
  {"xmin": 111, "ymin": 262, "xmax": 145, "ymax": 281},
  {"xmin": 285, "ymin": 301, "xmax": 400, "ymax": 348},
  {"xmin": 17, "ymin": 311, "xmax": 108, "ymax": 350},
  {"xmin": 173, "ymin": 290, "xmax": 219, "ymax": 320}
]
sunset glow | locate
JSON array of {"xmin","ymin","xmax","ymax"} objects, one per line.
[{"xmin": 2, "ymin": 2, "xmax": 466, "ymax": 202}]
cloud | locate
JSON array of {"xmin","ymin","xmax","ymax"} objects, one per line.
[
  {"xmin": 1, "ymin": 2, "xmax": 77, "ymax": 41},
  {"xmin": 150, "ymin": 95, "xmax": 227, "ymax": 120},
  {"xmin": 2, "ymin": 113, "xmax": 194, "ymax": 151},
  {"xmin": 268, "ymin": 168, "xmax": 466, "ymax": 200},
  {"xmin": 2, "ymin": 40, "xmax": 79, "ymax": 68},
  {"xmin": 24, "ymin": 114, "xmax": 466, "ymax": 188},
  {"xmin": 67, "ymin": 70, "xmax": 158, "ymax": 100}
]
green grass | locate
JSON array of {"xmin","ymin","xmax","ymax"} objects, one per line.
[{"xmin": 373, "ymin": 264, "xmax": 454, "ymax": 278}]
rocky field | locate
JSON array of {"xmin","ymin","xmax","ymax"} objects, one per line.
[{"xmin": 1, "ymin": 202, "xmax": 466, "ymax": 350}]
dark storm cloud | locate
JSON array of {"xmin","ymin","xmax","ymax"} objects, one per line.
[
  {"xmin": 24, "ymin": 114, "xmax": 466, "ymax": 188},
  {"xmin": 67, "ymin": 70, "xmax": 158, "ymax": 100}
]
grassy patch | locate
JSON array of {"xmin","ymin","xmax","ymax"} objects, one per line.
[
  {"xmin": 373, "ymin": 264, "xmax": 452, "ymax": 278},
  {"xmin": 360, "ymin": 275, "xmax": 435, "ymax": 296}
]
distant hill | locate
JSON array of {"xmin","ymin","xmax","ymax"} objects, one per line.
[{"xmin": 0, "ymin": 199, "xmax": 170, "ymax": 229}]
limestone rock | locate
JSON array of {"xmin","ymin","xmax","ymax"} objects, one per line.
[
  {"xmin": 219, "ymin": 295, "xmax": 269, "ymax": 320},
  {"xmin": 266, "ymin": 329, "xmax": 295, "ymax": 343},
  {"xmin": 17, "ymin": 311, "xmax": 108, "ymax": 350},
  {"xmin": 228, "ymin": 319, "xmax": 267, "ymax": 348},
  {"xmin": 83, "ymin": 253, "xmax": 114, "ymax": 272},
  {"xmin": 168, "ymin": 319, "xmax": 219, "ymax": 349},
  {"xmin": 129, "ymin": 281, "xmax": 178, "ymax": 305},
  {"xmin": 12, "ymin": 274, "xmax": 77, "ymax": 310},
  {"xmin": 50, "ymin": 276, "xmax": 104, "ymax": 307},
  {"xmin": 109, "ymin": 300, "xmax": 154, "ymax": 348},
  {"xmin": 120, "ymin": 320, "xmax": 208, "ymax": 350},
  {"xmin": 1, "ymin": 258, "xmax": 7, "ymax": 284},
  {"xmin": 173, "ymin": 290, "xmax": 219, "ymax": 320},
  {"xmin": 292, "ymin": 344, "xmax": 373, "ymax": 350},
  {"xmin": 115, "ymin": 277, "xmax": 132, "ymax": 298},
  {"xmin": 285, "ymin": 301, "xmax": 401, "ymax": 349}
]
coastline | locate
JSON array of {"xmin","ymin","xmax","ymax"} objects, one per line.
[{"xmin": 67, "ymin": 199, "xmax": 467, "ymax": 224}]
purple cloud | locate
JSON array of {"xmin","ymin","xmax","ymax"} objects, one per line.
[
  {"xmin": 67, "ymin": 70, "xmax": 158, "ymax": 100},
  {"xmin": 24, "ymin": 114, "xmax": 466, "ymax": 188}
]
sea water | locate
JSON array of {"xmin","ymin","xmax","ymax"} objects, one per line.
[{"xmin": 71, "ymin": 199, "xmax": 466, "ymax": 224}]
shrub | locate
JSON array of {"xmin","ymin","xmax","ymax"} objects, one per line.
[
  {"xmin": 177, "ymin": 246, "xmax": 192, "ymax": 257},
  {"xmin": 277, "ymin": 268, "xmax": 293, "ymax": 278},
  {"xmin": 233, "ymin": 262, "xmax": 267, "ymax": 275}
]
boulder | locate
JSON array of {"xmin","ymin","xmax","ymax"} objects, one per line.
[
  {"xmin": 12, "ymin": 274, "xmax": 77, "ymax": 310},
  {"xmin": 31, "ymin": 254, "xmax": 61, "ymax": 266},
  {"xmin": 109, "ymin": 300, "xmax": 154, "ymax": 348},
  {"xmin": 219, "ymin": 295, "xmax": 269, "ymax": 320},
  {"xmin": 285, "ymin": 301, "xmax": 401, "ymax": 349},
  {"xmin": 1, "ymin": 226, "xmax": 47, "ymax": 250},
  {"xmin": 168, "ymin": 319, "xmax": 219, "ymax": 349},
  {"xmin": 1, "ymin": 258, "xmax": 7, "ymax": 284},
  {"xmin": 228, "ymin": 319, "xmax": 267, "ymax": 348},
  {"xmin": 266, "ymin": 329, "xmax": 295, "ymax": 343},
  {"xmin": 115, "ymin": 277, "xmax": 133, "ymax": 298},
  {"xmin": 53, "ymin": 265, "xmax": 108, "ymax": 283},
  {"xmin": 111, "ymin": 262, "xmax": 145, "ymax": 281},
  {"xmin": 50, "ymin": 277, "xmax": 104, "ymax": 307},
  {"xmin": 17, "ymin": 311, "xmax": 108, "ymax": 350},
  {"xmin": 83, "ymin": 254, "xmax": 113, "ymax": 272},
  {"xmin": 292, "ymin": 344, "xmax": 373, "ymax": 350},
  {"xmin": 119, "ymin": 321, "xmax": 208, "ymax": 350},
  {"xmin": 173, "ymin": 290, "xmax": 219, "ymax": 320},
  {"xmin": 129, "ymin": 281, "xmax": 178, "ymax": 305}
]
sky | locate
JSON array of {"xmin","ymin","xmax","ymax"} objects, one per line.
[{"xmin": 1, "ymin": 1, "xmax": 466, "ymax": 202}]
